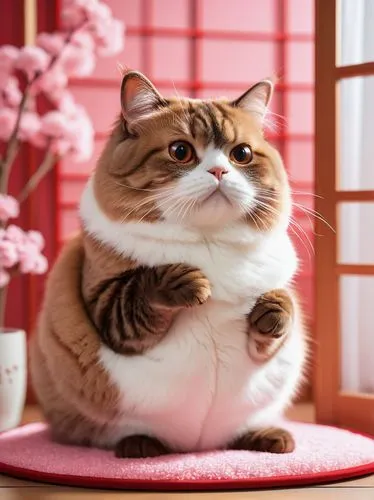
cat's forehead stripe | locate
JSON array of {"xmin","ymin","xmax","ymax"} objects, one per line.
[{"xmin": 169, "ymin": 100, "xmax": 237, "ymax": 147}]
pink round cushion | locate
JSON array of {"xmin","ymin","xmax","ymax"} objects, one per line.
[{"xmin": 0, "ymin": 422, "xmax": 373, "ymax": 490}]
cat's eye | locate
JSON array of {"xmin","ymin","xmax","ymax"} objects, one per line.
[
  {"xmin": 230, "ymin": 144, "xmax": 253, "ymax": 165},
  {"xmin": 169, "ymin": 141, "xmax": 194, "ymax": 163}
]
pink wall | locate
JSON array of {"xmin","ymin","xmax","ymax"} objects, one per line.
[{"xmin": 59, "ymin": 0, "xmax": 315, "ymax": 317}]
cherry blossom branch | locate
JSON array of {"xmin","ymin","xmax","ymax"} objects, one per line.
[
  {"xmin": 0, "ymin": 22, "xmax": 86, "ymax": 195},
  {"xmin": 0, "ymin": 283, "xmax": 8, "ymax": 330},
  {"xmin": 0, "ymin": 266, "xmax": 21, "ymax": 328},
  {"xmin": 18, "ymin": 148, "xmax": 58, "ymax": 203},
  {"xmin": 0, "ymin": 83, "xmax": 31, "ymax": 193},
  {"xmin": 0, "ymin": 1, "xmax": 125, "ymax": 329},
  {"xmin": 0, "ymin": 266, "xmax": 20, "ymax": 328}
]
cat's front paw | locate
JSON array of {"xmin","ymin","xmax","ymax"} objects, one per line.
[
  {"xmin": 151, "ymin": 264, "xmax": 211, "ymax": 309},
  {"xmin": 248, "ymin": 289, "xmax": 293, "ymax": 361}
]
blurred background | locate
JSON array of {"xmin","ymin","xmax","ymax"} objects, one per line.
[{"xmin": 1, "ymin": 0, "xmax": 315, "ymax": 342}]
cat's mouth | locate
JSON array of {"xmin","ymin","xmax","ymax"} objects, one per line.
[{"xmin": 200, "ymin": 187, "xmax": 232, "ymax": 206}]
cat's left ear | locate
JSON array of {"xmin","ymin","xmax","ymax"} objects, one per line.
[
  {"xmin": 231, "ymin": 80, "xmax": 274, "ymax": 123},
  {"xmin": 120, "ymin": 70, "xmax": 166, "ymax": 127}
]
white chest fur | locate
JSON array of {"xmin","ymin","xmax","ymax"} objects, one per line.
[{"xmin": 80, "ymin": 180, "xmax": 303, "ymax": 452}]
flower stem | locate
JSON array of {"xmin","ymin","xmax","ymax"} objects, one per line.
[
  {"xmin": 18, "ymin": 149, "xmax": 58, "ymax": 203},
  {"xmin": 0, "ymin": 84, "xmax": 30, "ymax": 194},
  {"xmin": 0, "ymin": 285, "xmax": 8, "ymax": 330}
]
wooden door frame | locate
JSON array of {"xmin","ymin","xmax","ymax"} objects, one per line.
[{"xmin": 314, "ymin": 0, "xmax": 374, "ymax": 434}]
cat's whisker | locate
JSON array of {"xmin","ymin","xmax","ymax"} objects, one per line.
[
  {"xmin": 161, "ymin": 196, "xmax": 189, "ymax": 221},
  {"xmin": 119, "ymin": 186, "xmax": 181, "ymax": 222},
  {"xmin": 288, "ymin": 223, "xmax": 313, "ymax": 262},
  {"xmin": 293, "ymin": 203, "xmax": 335, "ymax": 233},
  {"xmin": 120, "ymin": 194, "xmax": 169, "ymax": 222},
  {"xmin": 137, "ymin": 191, "xmax": 187, "ymax": 223},
  {"xmin": 291, "ymin": 190, "xmax": 323, "ymax": 199},
  {"xmin": 172, "ymin": 196, "xmax": 190, "ymax": 222},
  {"xmin": 113, "ymin": 180, "xmax": 154, "ymax": 192},
  {"xmin": 289, "ymin": 216, "xmax": 314, "ymax": 260},
  {"xmin": 250, "ymin": 198, "xmax": 315, "ymax": 260},
  {"xmin": 182, "ymin": 197, "xmax": 198, "ymax": 221},
  {"xmin": 113, "ymin": 180, "xmax": 176, "ymax": 194},
  {"xmin": 249, "ymin": 205, "xmax": 272, "ymax": 232}
]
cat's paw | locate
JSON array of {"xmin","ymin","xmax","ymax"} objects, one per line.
[
  {"xmin": 152, "ymin": 264, "xmax": 211, "ymax": 309},
  {"xmin": 115, "ymin": 435, "xmax": 170, "ymax": 459},
  {"xmin": 230, "ymin": 427, "xmax": 295, "ymax": 453},
  {"xmin": 247, "ymin": 289, "xmax": 293, "ymax": 361}
]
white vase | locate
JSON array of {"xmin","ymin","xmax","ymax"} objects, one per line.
[{"xmin": 0, "ymin": 329, "xmax": 27, "ymax": 432}]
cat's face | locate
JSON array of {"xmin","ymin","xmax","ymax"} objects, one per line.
[{"xmin": 94, "ymin": 71, "xmax": 290, "ymax": 232}]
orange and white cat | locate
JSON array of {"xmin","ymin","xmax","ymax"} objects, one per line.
[{"xmin": 31, "ymin": 70, "xmax": 306, "ymax": 458}]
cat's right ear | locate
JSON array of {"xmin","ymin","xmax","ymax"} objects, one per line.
[{"xmin": 120, "ymin": 71, "xmax": 166, "ymax": 128}]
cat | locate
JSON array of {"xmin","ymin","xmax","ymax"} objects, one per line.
[{"xmin": 30, "ymin": 70, "xmax": 307, "ymax": 459}]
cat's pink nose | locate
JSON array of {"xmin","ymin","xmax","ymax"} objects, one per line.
[{"xmin": 208, "ymin": 167, "xmax": 228, "ymax": 181}]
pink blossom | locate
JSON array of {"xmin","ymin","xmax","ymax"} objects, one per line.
[
  {"xmin": 62, "ymin": 0, "xmax": 104, "ymax": 30},
  {"xmin": 61, "ymin": 44, "xmax": 95, "ymax": 77},
  {"xmin": 0, "ymin": 71, "xmax": 9, "ymax": 90},
  {"xmin": 98, "ymin": 19, "xmax": 125, "ymax": 56},
  {"xmin": 61, "ymin": 1, "xmax": 90, "ymax": 30},
  {"xmin": 0, "ymin": 225, "xmax": 48, "ymax": 278},
  {"xmin": 36, "ymin": 32, "xmax": 65, "ymax": 56},
  {"xmin": 67, "ymin": 106, "xmax": 94, "ymax": 161},
  {"xmin": 2, "ymin": 77, "xmax": 22, "ymax": 107},
  {"xmin": 33, "ymin": 254, "xmax": 48, "ymax": 274},
  {"xmin": 87, "ymin": 1, "xmax": 111, "ymax": 24},
  {"xmin": 19, "ymin": 112, "xmax": 42, "ymax": 142},
  {"xmin": 40, "ymin": 111, "xmax": 71, "ymax": 138},
  {"xmin": 0, "ymin": 240, "xmax": 18, "ymax": 268},
  {"xmin": 71, "ymin": 31, "xmax": 95, "ymax": 52},
  {"xmin": 0, "ymin": 270, "xmax": 10, "ymax": 288},
  {"xmin": 5, "ymin": 225, "xmax": 26, "ymax": 245},
  {"xmin": 0, "ymin": 45, "xmax": 19, "ymax": 73},
  {"xmin": 61, "ymin": 0, "xmax": 123, "ymax": 57},
  {"xmin": 29, "ymin": 131, "xmax": 48, "ymax": 150},
  {"xmin": 0, "ymin": 195, "xmax": 20, "ymax": 222},
  {"xmin": 0, "ymin": 108, "xmax": 17, "ymax": 141},
  {"xmin": 16, "ymin": 46, "xmax": 50, "ymax": 81},
  {"xmin": 35, "ymin": 64, "xmax": 68, "ymax": 98},
  {"xmin": 18, "ymin": 236, "xmax": 48, "ymax": 274},
  {"xmin": 55, "ymin": 91, "xmax": 79, "ymax": 117},
  {"xmin": 50, "ymin": 137, "xmax": 72, "ymax": 156},
  {"xmin": 27, "ymin": 230, "xmax": 45, "ymax": 251}
]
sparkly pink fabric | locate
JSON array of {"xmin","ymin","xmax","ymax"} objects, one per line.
[{"xmin": 0, "ymin": 422, "xmax": 373, "ymax": 489}]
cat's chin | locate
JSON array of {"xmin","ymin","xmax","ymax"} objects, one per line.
[
  {"xmin": 179, "ymin": 200, "xmax": 243, "ymax": 230},
  {"xmin": 200, "ymin": 188, "xmax": 232, "ymax": 206}
]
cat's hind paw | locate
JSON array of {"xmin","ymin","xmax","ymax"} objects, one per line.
[{"xmin": 115, "ymin": 435, "xmax": 171, "ymax": 459}]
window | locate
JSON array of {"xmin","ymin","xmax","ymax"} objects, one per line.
[{"xmin": 315, "ymin": 0, "xmax": 374, "ymax": 433}]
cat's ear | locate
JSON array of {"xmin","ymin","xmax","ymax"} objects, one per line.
[
  {"xmin": 120, "ymin": 70, "xmax": 166, "ymax": 125},
  {"xmin": 231, "ymin": 80, "xmax": 274, "ymax": 123}
]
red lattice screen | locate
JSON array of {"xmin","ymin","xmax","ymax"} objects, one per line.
[{"xmin": 58, "ymin": 0, "xmax": 315, "ymax": 318}]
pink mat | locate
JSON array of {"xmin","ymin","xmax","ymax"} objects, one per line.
[{"xmin": 0, "ymin": 422, "xmax": 373, "ymax": 490}]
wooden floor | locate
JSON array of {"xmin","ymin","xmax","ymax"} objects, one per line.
[{"xmin": 0, "ymin": 404, "xmax": 373, "ymax": 499}]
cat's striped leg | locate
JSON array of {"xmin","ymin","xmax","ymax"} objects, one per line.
[
  {"xmin": 87, "ymin": 263, "xmax": 211, "ymax": 356},
  {"xmin": 235, "ymin": 289, "xmax": 296, "ymax": 454}
]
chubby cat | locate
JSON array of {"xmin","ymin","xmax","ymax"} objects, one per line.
[{"xmin": 30, "ymin": 70, "xmax": 306, "ymax": 459}]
